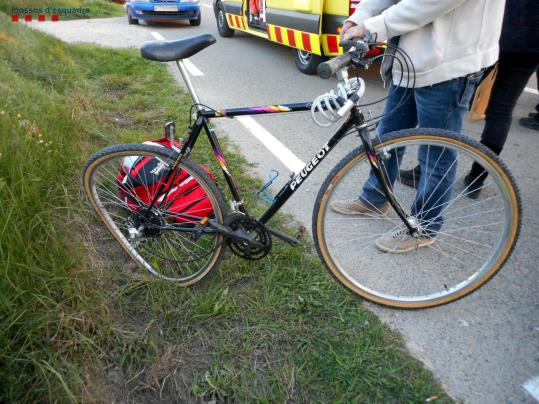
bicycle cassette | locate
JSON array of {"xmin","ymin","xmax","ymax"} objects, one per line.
[{"xmin": 226, "ymin": 214, "xmax": 272, "ymax": 260}]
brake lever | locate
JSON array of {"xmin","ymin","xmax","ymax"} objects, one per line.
[{"xmin": 339, "ymin": 38, "xmax": 369, "ymax": 53}]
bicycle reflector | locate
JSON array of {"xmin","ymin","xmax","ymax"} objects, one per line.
[{"xmin": 117, "ymin": 137, "xmax": 214, "ymax": 223}]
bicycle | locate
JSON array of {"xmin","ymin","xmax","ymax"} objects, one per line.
[{"xmin": 83, "ymin": 33, "xmax": 521, "ymax": 308}]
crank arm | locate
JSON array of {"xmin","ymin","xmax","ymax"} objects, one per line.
[
  {"xmin": 206, "ymin": 220, "xmax": 257, "ymax": 243},
  {"xmin": 266, "ymin": 226, "xmax": 300, "ymax": 247}
]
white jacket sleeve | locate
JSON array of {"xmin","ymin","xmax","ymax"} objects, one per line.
[
  {"xmin": 363, "ymin": 0, "xmax": 469, "ymax": 42},
  {"xmin": 346, "ymin": 0, "xmax": 396, "ymax": 27}
]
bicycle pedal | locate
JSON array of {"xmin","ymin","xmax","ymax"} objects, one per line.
[{"xmin": 257, "ymin": 169, "xmax": 279, "ymax": 204}]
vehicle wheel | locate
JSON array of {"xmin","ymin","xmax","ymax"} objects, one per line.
[
  {"xmin": 83, "ymin": 143, "xmax": 227, "ymax": 285},
  {"xmin": 216, "ymin": 1, "xmax": 234, "ymax": 37},
  {"xmin": 313, "ymin": 128, "xmax": 521, "ymax": 308},
  {"xmin": 190, "ymin": 13, "xmax": 201, "ymax": 26},
  {"xmin": 294, "ymin": 49, "xmax": 324, "ymax": 75},
  {"xmin": 127, "ymin": 11, "xmax": 138, "ymax": 25}
]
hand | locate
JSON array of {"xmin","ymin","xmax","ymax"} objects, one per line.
[
  {"xmin": 342, "ymin": 24, "xmax": 366, "ymax": 41},
  {"xmin": 340, "ymin": 21, "xmax": 356, "ymax": 41}
]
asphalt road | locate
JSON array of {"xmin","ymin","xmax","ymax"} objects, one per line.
[{"xmin": 28, "ymin": 4, "xmax": 539, "ymax": 402}]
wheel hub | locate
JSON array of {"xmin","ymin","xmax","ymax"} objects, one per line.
[{"xmin": 126, "ymin": 210, "xmax": 164, "ymax": 239}]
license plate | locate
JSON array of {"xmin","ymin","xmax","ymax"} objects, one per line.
[{"xmin": 154, "ymin": 5, "xmax": 178, "ymax": 12}]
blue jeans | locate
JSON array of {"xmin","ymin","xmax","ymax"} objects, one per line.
[{"xmin": 360, "ymin": 73, "xmax": 483, "ymax": 236}]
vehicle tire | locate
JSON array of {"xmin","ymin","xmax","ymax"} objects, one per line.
[
  {"xmin": 127, "ymin": 11, "xmax": 139, "ymax": 25},
  {"xmin": 312, "ymin": 128, "xmax": 521, "ymax": 308},
  {"xmin": 190, "ymin": 12, "xmax": 201, "ymax": 26},
  {"xmin": 83, "ymin": 143, "xmax": 227, "ymax": 285},
  {"xmin": 294, "ymin": 49, "xmax": 324, "ymax": 75},
  {"xmin": 215, "ymin": 1, "xmax": 234, "ymax": 37}
]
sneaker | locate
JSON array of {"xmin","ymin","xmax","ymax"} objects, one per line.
[
  {"xmin": 331, "ymin": 200, "xmax": 389, "ymax": 216},
  {"xmin": 519, "ymin": 116, "xmax": 539, "ymax": 131},
  {"xmin": 375, "ymin": 228, "xmax": 435, "ymax": 254},
  {"xmin": 464, "ymin": 173, "xmax": 484, "ymax": 199},
  {"xmin": 399, "ymin": 165, "xmax": 421, "ymax": 188}
]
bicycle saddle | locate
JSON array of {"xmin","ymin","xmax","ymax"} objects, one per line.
[{"xmin": 140, "ymin": 34, "xmax": 216, "ymax": 62}]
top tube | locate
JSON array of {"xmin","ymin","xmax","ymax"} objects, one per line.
[{"xmin": 199, "ymin": 102, "xmax": 312, "ymax": 118}]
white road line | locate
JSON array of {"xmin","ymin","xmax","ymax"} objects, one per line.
[
  {"xmin": 150, "ymin": 31, "xmax": 204, "ymax": 76},
  {"xmin": 523, "ymin": 375, "xmax": 539, "ymax": 401},
  {"xmin": 150, "ymin": 31, "xmax": 165, "ymax": 41},
  {"xmin": 237, "ymin": 116, "xmax": 305, "ymax": 174},
  {"xmin": 183, "ymin": 59, "xmax": 204, "ymax": 76},
  {"xmin": 524, "ymin": 87, "xmax": 539, "ymax": 95}
]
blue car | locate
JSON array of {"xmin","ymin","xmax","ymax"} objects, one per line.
[{"xmin": 126, "ymin": 0, "xmax": 201, "ymax": 26}]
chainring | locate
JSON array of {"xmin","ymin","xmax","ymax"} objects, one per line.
[{"xmin": 226, "ymin": 214, "xmax": 272, "ymax": 260}]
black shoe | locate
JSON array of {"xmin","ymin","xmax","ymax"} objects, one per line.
[
  {"xmin": 528, "ymin": 112, "xmax": 539, "ymax": 120},
  {"xmin": 399, "ymin": 165, "xmax": 421, "ymax": 188},
  {"xmin": 519, "ymin": 116, "xmax": 539, "ymax": 131},
  {"xmin": 464, "ymin": 173, "xmax": 484, "ymax": 199}
]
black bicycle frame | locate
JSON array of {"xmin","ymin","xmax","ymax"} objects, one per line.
[{"xmin": 147, "ymin": 99, "xmax": 416, "ymax": 235}]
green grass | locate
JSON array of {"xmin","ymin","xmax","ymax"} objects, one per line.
[
  {"xmin": 2, "ymin": 0, "xmax": 124, "ymax": 19},
  {"xmin": 0, "ymin": 13, "xmax": 452, "ymax": 402}
]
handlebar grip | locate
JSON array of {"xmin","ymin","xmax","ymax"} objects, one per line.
[{"xmin": 317, "ymin": 53, "xmax": 352, "ymax": 79}]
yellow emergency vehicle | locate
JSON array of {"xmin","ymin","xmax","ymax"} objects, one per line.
[{"xmin": 213, "ymin": 0, "xmax": 377, "ymax": 74}]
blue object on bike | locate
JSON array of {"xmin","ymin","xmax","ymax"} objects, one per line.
[{"xmin": 257, "ymin": 169, "xmax": 279, "ymax": 204}]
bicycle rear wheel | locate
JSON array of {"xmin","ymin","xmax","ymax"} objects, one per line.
[
  {"xmin": 83, "ymin": 143, "xmax": 227, "ymax": 285},
  {"xmin": 313, "ymin": 129, "xmax": 521, "ymax": 308}
]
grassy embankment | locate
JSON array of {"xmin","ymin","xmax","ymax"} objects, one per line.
[
  {"xmin": 2, "ymin": 0, "xmax": 124, "ymax": 19},
  {"xmin": 0, "ymin": 14, "xmax": 453, "ymax": 402}
]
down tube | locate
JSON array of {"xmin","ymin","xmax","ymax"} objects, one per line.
[{"xmin": 258, "ymin": 115, "xmax": 357, "ymax": 224}]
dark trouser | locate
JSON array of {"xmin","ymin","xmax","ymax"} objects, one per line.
[
  {"xmin": 470, "ymin": 52, "xmax": 539, "ymax": 179},
  {"xmin": 536, "ymin": 69, "xmax": 539, "ymax": 116},
  {"xmin": 360, "ymin": 72, "xmax": 482, "ymax": 236}
]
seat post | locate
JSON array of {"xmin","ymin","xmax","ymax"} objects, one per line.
[{"xmin": 175, "ymin": 60, "xmax": 202, "ymax": 110}]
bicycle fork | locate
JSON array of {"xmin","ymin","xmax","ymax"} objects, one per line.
[{"xmin": 356, "ymin": 124, "xmax": 421, "ymax": 238}]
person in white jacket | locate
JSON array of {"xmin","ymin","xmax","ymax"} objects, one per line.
[{"xmin": 331, "ymin": 0, "xmax": 506, "ymax": 253}]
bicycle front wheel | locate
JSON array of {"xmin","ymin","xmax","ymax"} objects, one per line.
[
  {"xmin": 313, "ymin": 129, "xmax": 521, "ymax": 308},
  {"xmin": 83, "ymin": 143, "xmax": 227, "ymax": 285}
]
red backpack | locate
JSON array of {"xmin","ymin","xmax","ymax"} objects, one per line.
[{"xmin": 117, "ymin": 137, "xmax": 214, "ymax": 223}]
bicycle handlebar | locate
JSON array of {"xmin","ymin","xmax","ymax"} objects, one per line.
[
  {"xmin": 317, "ymin": 39, "xmax": 370, "ymax": 79},
  {"xmin": 317, "ymin": 53, "xmax": 352, "ymax": 79}
]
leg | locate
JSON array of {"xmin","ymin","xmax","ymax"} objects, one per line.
[
  {"xmin": 470, "ymin": 52, "xmax": 539, "ymax": 178},
  {"xmin": 411, "ymin": 73, "xmax": 481, "ymax": 235},
  {"xmin": 359, "ymin": 85, "xmax": 417, "ymax": 207}
]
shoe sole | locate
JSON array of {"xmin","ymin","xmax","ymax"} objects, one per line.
[
  {"xmin": 375, "ymin": 237, "xmax": 436, "ymax": 254},
  {"xmin": 331, "ymin": 205, "xmax": 389, "ymax": 217},
  {"xmin": 466, "ymin": 190, "xmax": 480, "ymax": 200}
]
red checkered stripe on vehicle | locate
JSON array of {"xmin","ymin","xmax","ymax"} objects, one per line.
[
  {"xmin": 266, "ymin": 24, "xmax": 321, "ymax": 56},
  {"xmin": 226, "ymin": 13, "xmax": 246, "ymax": 30}
]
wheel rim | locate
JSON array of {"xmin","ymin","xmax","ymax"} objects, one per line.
[
  {"xmin": 86, "ymin": 148, "xmax": 224, "ymax": 284},
  {"xmin": 297, "ymin": 50, "xmax": 312, "ymax": 66},
  {"xmin": 317, "ymin": 136, "xmax": 518, "ymax": 307},
  {"xmin": 218, "ymin": 9, "xmax": 225, "ymax": 28}
]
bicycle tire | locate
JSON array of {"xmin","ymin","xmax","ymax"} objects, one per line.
[
  {"xmin": 313, "ymin": 128, "xmax": 521, "ymax": 308},
  {"xmin": 83, "ymin": 143, "xmax": 227, "ymax": 285}
]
